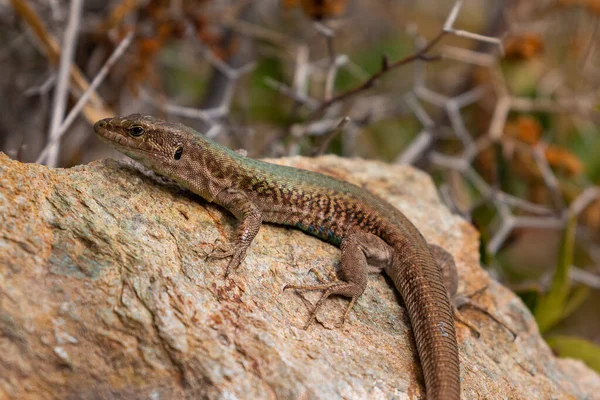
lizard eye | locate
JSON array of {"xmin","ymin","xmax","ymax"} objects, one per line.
[
  {"xmin": 128, "ymin": 126, "xmax": 145, "ymax": 137},
  {"xmin": 174, "ymin": 146, "xmax": 183, "ymax": 160}
]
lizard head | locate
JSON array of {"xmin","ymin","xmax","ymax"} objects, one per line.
[{"xmin": 94, "ymin": 114, "xmax": 190, "ymax": 173}]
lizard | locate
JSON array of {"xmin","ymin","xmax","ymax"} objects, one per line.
[{"xmin": 94, "ymin": 114, "xmax": 461, "ymax": 400}]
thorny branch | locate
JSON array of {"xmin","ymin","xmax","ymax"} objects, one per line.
[
  {"xmin": 310, "ymin": 30, "xmax": 446, "ymax": 117},
  {"xmin": 4, "ymin": 0, "xmax": 600, "ymax": 299}
]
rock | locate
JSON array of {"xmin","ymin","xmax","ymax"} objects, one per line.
[{"xmin": 0, "ymin": 152, "xmax": 598, "ymax": 399}]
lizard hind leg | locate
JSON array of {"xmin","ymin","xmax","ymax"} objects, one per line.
[
  {"xmin": 284, "ymin": 231, "xmax": 394, "ymax": 329},
  {"xmin": 428, "ymin": 243, "xmax": 517, "ymax": 340},
  {"xmin": 428, "ymin": 244, "xmax": 458, "ymax": 300}
]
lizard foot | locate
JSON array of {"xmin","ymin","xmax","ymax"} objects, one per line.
[
  {"xmin": 454, "ymin": 292, "xmax": 517, "ymax": 341},
  {"xmin": 284, "ymin": 281, "xmax": 360, "ymax": 329},
  {"xmin": 206, "ymin": 244, "xmax": 247, "ymax": 276}
]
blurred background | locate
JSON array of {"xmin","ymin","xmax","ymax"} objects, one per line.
[{"xmin": 1, "ymin": 0, "xmax": 599, "ymax": 371}]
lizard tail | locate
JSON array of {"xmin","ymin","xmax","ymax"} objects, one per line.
[{"xmin": 386, "ymin": 244, "xmax": 460, "ymax": 400}]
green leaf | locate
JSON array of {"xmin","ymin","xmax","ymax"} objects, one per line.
[
  {"xmin": 562, "ymin": 286, "xmax": 590, "ymax": 320},
  {"xmin": 546, "ymin": 335, "xmax": 600, "ymax": 373},
  {"xmin": 534, "ymin": 214, "xmax": 576, "ymax": 332}
]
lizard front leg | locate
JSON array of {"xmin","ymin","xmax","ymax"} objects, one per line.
[
  {"xmin": 208, "ymin": 187, "xmax": 262, "ymax": 275},
  {"xmin": 285, "ymin": 231, "xmax": 393, "ymax": 329}
]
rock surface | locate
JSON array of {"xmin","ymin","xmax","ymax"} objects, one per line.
[{"xmin": 0, "ymin": 152, "xmax": 599, "ymax": 399}]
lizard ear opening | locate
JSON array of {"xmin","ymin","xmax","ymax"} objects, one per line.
[{"xmin": 174, "ymin": 146, "xmax": 183, "ymax": 160}]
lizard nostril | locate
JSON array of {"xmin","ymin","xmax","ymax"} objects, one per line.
[{"xmin": 94, "ymin": 120, "xmax": 106, "ymax": 131}]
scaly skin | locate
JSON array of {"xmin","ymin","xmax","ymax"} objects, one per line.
[{"xmin": 94, "ymin": 114, "xmax": 460, "ymax": 400}]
